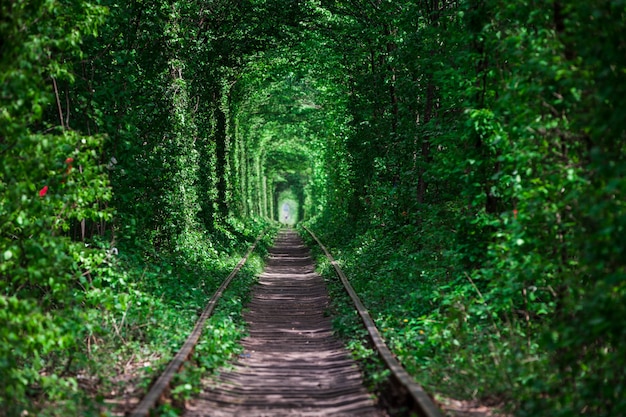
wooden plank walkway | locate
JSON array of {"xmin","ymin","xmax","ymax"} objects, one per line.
[{"xmin": 184, "ymin": 229, "xmax": 385, "ymax": 416}]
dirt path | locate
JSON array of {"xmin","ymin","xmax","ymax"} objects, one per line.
[{"xmin": 184, "ymin": 229, "xmax": 385, "ymax": 416}]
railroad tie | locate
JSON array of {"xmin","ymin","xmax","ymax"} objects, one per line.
[{"xmin": 184, "ymin": 229, "xmax": 385, "ymax": 417}]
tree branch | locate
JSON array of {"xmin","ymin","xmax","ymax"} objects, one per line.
[{"xmin": 52, "ymin": 77, "xmax": 65, "ymax": 130}]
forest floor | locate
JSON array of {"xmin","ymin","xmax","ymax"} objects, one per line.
[{"xmin": 437, "ymin": 396, "xmax": 510, "ymax": 417}]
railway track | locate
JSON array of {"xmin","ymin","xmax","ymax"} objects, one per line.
[{"xmin": 130, "ymin": 228, "xmax": 443, "ymax": 417}]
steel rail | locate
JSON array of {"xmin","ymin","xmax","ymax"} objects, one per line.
[
  {"xmin": 129, "ymin": 231, "xmax": 266, "ymax": 417},
  {"xmin": 303, "ymin": 226, "xmax": 443, "ymax": 417}
]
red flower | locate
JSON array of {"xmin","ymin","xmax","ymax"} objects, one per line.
[
  {"xmin": 513, "ymin": 209, "xmax": 518, "ymax": 219},
  {"xmin": 65, "ymin": 157, "xmax": 74, "ymax": 175},
  {"xmin": 39, "ymin": 185, "xmax": 49, "ymax": 197}
]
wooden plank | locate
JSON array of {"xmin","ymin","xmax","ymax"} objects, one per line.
[{"xmin": 303, "ymin": 226, "xmax": 444, "ymax": 417}]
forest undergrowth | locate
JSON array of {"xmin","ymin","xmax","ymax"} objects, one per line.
[
  {"xmin": 1, "ymin": 216, "xmax": 271, "ymax": 417},
  {"xmin": 307, "ymin": 192, "xmax": 625, "ymax": 417}
]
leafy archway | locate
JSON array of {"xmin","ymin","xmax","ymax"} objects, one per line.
[
  {"xmin": 229, "ymin": 45, "xmax": 343, "ymax": 224},
  {"xmin": 3, "ymin": 1, "xmax": 626, "ymax": 415}
]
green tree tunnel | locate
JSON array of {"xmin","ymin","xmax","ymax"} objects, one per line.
[{"xmin": 1, "ymin": 1, "xmax": 626, "ymax": 416}]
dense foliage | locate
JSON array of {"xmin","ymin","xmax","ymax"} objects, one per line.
[
  {"xmin": 2, "ymin": 0, "xmax": 625, "ymax": 416},
  {"xmin": 301, "ymin": 2, "xmax": 626, "ymax": 416},
  {"xmin": 1, "ymin": 0, "xmax": 280, "ymax": 414}
]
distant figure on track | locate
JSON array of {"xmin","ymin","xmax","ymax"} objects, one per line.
[{"xmin": 281, "ymin": 202, "xmax": 290, "ymax": 224}]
